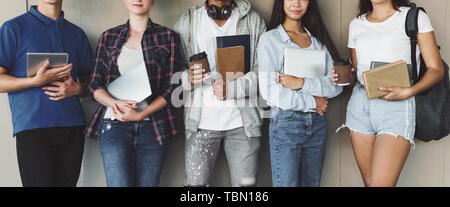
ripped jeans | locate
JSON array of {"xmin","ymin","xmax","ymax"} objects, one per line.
[
  {"xmin": 99, "ymin": 119, "xmax": 167, "ymax": 187},
  {"xmin": 185, "ymin": 127, "xmax": 260, "ymax": 187}
]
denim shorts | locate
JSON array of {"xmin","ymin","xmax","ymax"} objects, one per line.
[{"xmin": 345, "ymin": 83, "xmax": 416, "ymax": 146}]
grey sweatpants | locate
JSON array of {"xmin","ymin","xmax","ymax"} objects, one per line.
[{"xmin": 185, "ymin": 127, "xmax": 260, "ymax": 187}]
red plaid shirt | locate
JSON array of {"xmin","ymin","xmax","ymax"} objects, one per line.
[{"xmin": 84, "ymin": 19, "xmax": 185, "ymax": 142}]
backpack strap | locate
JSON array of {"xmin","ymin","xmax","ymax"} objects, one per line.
[{"xmin": 405, "ymin": 7, "xmax": 426, "ymax": 84}]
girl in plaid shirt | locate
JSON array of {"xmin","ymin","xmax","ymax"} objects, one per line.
[{"xmin": 86, "ymin": 0, "xmax": 184, "ymax": 187}]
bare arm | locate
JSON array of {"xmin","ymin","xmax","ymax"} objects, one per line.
[
  {"xmin": 410, "ymin": 31, "xmax": 444, "ymax": 95},
  {"xmin": 111, "ymin": 95, "xmax": 168, "ymax": 122},
  {"xmin": 379, "ymin": 32, "xmax": 444, "ymax": 101},
  {"xmin": 93, "ymin": 88, "xmax": 118, "ymax": 108},
  {"xmin": 42, "ymin": 74, "xmax": 90, "ymax": 100},
  {"xmin": 77, "ymin": 75, "xmax": 90, "ymax": 97},
  {"xmin": 139, "ymin": 96, "xmax": 168, "ymax": 118},
  {"xmin": 0, "ymin": 60, "xmax": 72, "ymax": 93},
  {"xmin": 349, "ymin": 48, "xmax": 358, "ymax": 86},
  {"xmin": 0, "ymin": 66, "xmax": 39, "ymax": 93},
  {"xmin": 350, "ymin": 48, "xmax": 358, "ymax": 70},
  {"xmin": 96, "ymin": 85, "xmax": 169, "ymax": 122},
  {"xmin": 93, "ymin": 88, "xmax": 139, "ymax": 122}
]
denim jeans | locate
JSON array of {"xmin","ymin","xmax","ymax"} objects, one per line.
[
  {"xmin": 99, "ymin": 119, "xmax": 167, "ymax": 187},
  {"xmin": 269, "ymin": 109, "xmax": 328, "ymax": 187}
]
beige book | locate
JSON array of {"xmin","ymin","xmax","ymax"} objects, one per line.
[
  {"xmin": 363, "ymin": 60, "xmax": 411, "ymax": 100},
  {"xmin": 216, "ymin": 46, "xmax": 245, "ymax": 81}
]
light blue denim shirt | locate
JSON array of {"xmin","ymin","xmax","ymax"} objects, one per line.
[{"xmin": 258, "ymin": 25, "xmax": 343, "ymax": 112}]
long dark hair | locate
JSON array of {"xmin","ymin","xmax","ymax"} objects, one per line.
[
  {"xmin": 358, "ymin": 0, "xmax": 416, "ymax": 17},
  {"xmin": 267, "ymin": 0, "xmax": 340, "ymax": 61}
]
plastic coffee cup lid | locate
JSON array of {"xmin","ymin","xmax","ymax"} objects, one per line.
[{"xmin": 190, "ymin": 52, "xmax": 207, "ymax": 63}]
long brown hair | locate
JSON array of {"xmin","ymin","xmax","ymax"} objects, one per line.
[
  {"xmin": 268, "ymin": 0, "xmax": 341, "ymax": 61},
  {"xmin": 358, "ymin": 0, "xmax": 416, "ymax": 17}
]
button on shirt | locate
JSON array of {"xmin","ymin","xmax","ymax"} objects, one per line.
[
  {"xmin": 257, "ymin": 25, "xmax": 343, "ymax": 112},
  {"xmin": 0, "ymin": 6, "xmax": 93, "ymax": 135}
]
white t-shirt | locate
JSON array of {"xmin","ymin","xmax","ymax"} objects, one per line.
[
  {"xmin": 196, "ymin": 6, "xmax": 244, "ymax": 131},
  {"xmin": 348, "ymin": 7, "xmax": 434, "ymax": 84},
  {"xmin": 104, "ymin": 46, "xmax": 149, "ymax": 121}
]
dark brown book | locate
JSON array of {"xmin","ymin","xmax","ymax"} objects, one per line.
[
  {"xmin": 363, "ymin": 60, "xmax": 411, "ymax": 100},
  {"xmin": 216, "ymin": 46, "xmax": 245, "ymax": 81}
]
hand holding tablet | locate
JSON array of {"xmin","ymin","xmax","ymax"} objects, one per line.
[{"xmin": 27, "ymin": 53, "xmax": 72, "ymax": 86}]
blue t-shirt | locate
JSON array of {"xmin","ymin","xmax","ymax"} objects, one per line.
[{"xmin": 0, "ymin": 6, "xmax": 93, "ymax": 135}]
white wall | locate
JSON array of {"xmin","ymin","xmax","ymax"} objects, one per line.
[
  {"xmin": 0, "ymin": 0, "xmax": 449, "ymax": 187},
  {"xmin": 0, "ymin": 0, "xmax": 26, "ymax": 187}
]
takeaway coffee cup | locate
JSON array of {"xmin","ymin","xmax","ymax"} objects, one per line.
[
  {"xmin": 334, "ymin": 59, "xmax": 352, "ymax": 86},
  {"xmin": 190, "ymin": 52, "xmax": 211, "ymax": 74}
]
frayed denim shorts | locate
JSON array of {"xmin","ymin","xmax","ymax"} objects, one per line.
[{"xmin": 344, "ymin": 83, "xmax": 416, "ymax": 146}]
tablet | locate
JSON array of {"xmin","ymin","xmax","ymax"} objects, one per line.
[
  {"xmin": 27, "ymin": 53, "xmax": 69, "ymax": 77},
  {"xmin": 284, "ymin": 48, "xmax": 326, "ymax": 78},
  {"xmin": 370, "ymin": 61, "xmax": 414, "ymax": 81}
]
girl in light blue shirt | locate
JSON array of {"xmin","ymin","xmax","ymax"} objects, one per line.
[{"xmin": 258, "ymin": 0, "xmax": 343, "ymax": 187}]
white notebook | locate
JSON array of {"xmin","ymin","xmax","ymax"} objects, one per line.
[
  {"xmin": 284, "ymin": 47, "xmax": 326, "ymax": 78},
  {"xmin": 107, "ymin": 62, "xmax": 152, "ymax": 102}
]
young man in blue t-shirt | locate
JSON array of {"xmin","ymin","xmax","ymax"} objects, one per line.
[{"xmin": 0, "ymin": 0, "xmax": 93, "ymax": 187}]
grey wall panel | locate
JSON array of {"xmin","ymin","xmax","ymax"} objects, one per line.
[{"xmin": 0, "ymin": 0, "xmax": 27, "ymax": 187}]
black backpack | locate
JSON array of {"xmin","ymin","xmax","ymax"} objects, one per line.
[{"xmin": 406, "ymin": 7, "xmax": 450, "ymax": 142}]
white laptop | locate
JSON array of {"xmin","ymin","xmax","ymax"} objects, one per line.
[
  {"xmin": 106, "ymin": 62, "xmax": 152, "ymax": 102},
  {"xmin": 284, "ymin": 48, "xmax": 326, "ymax": 78}
]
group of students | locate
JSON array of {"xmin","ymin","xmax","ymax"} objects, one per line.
[{"xmin": 0, "ymin": 0, "xmax": 445, "ymax": 187}]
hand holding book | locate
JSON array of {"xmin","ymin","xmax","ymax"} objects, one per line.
[
  {"xmin": 363, "ymin": 60, "xmax": 412, "ymax": 100},
  {"xmin": 378, "ymin": 86, "xmax": 414, "ymax": 101}
]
